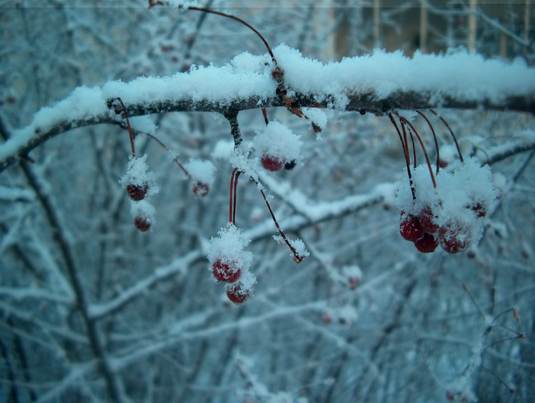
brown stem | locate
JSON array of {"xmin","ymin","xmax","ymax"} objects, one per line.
[
  {"xmin": 261, "ymin": 107, "xmax": 269, "ymax": 126},
  {"xmin": 233, "ymin": 170, "xmax": 240, "ymax": 224},
  {"xmin": 188, "ymin": 6, "xmax": 276, "ymax": 64},
  {"xmin": 416, "ymin": 110, "xmax": 441, "ymax": 174},
  {"xmin": 229, "ymin": 168, "xmax": 237, "ymax": 224},
  {"xmin": 133, "ymin": 129, "xmax": 191, "ymax": 179},
  {"xmin": 113, "ymin": 98, "xmax": 136, "ymax": 157},
  {"xmin": 259, "ymin": 189, "xmax": 303, "ymax": 263},
  {"xmin": 430, "ymin": 109, "xmax": 464, "ymax": 162},
  {"xmin": 388, "ymin": 113, "xmax": 416, "ymax": 200},
  {"xmin": 400, "ymin": 116, "xmax": 437, "ymax": 188}
]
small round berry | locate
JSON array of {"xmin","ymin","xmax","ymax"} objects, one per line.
[
  {"xmin": 271, "ymin": 66, "xmax": 284, "ymax": 81},
  {"xmin": 127, "ymin": 183, "xmax": 148, "ymax": 201},
  {"xmin": 226, "ymin": 283, "xmax": 249, "ymax": 304},
  {"xmin": 134, "ymin": 216, "xmax": 151, "ymax": 232},
  {"xmin": 439, "ymin": 222, "xmax": 471, "ymax": 254},
  {"xmin": 212, "ymin": 260, "xmax": 241, "ymax": 283},
  {"xmin": 439, "ymin": 159, "xmax": 449, "ymax": 168},
  {"xmin": 284, "ymin": 160, "xmax": 297, "ymax": 170},
  {"xmin": 400, "ymin": 213, "xmax": 424, "ymax": 242},
  {"xmin": 469, "ymin": 201, "xmax": 487, "ymax": 218},
  {"xmin": 348, "ymin": 277, "xmax": 360, "ymax": 289},
  {"xmin": 192, "ymin": 181, "xmax": 209, "ymax": 197},
  {"xmin": 261, "ymin": 154, "xmax": 284, "ymax": 172},
  {"xmin": 418, "ymin": 206, "xmax": 439, "ymax": 233},
  {"xmin": 321, "ymin": 313, "xmax": 332, "ymax": 325},
  {"xmin": 414, "ymin": 233, "xmax": 438, "ymax": 253}
]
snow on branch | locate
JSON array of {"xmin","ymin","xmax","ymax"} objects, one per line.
[{"xmin": 2, "ymin": 46, "xmax": 535, "ymax": 171}]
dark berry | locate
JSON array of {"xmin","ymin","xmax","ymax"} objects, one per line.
[
  {"xmin": 226, "ymin": 283, "xmax": 249, "ymax": 304},
  {"xmin": 134, "ymin": 216, "xmax": 151, "ymax": 232},
  {"xmin": 439, "ymin": 159, "xmax": 449, "ymax": 168},
  {"xmin": 348, "ymin": 277, "xmax": 359, "ymax": 289},
  {"xmin": 418, "ymin": 206, "xmax": 439, "ymax": 233},
  {"xmin": 414, "ymin": 233, "xmax": 438, "ymax": 253},
  {"xmin": 439, "ymin": 222, "xmax": 470, "ymax": 254},
  {"xmin": 271, "ymin": 66, "xmax": 284, "ymax": 81},
  {"xmin": 284, "ymin": 160, "xmax": 297, "ymax": 170},
  {"xmin": 261, "ymin": 154, "xmax": 284, "ymax": 172},
  {"xmin": 212, "ymin": 260, "xmax": 241, "ymax": 283},
  {"xmin": 470, "ymin": 201, "xmax": 487, "ymax": 218},
  {"xmin": 127, "ymin": 183, "xmax": 148, "ymax": 201},
  {"xmin": 400, "ymin": 213, "xmax": 424, "ymax": 242},
  {"xmin": 192, "ymin": 181, "xmax": 209, "ymax": 197},
  {"xmin": 311, "ymin": 122, "xmax": 322, "ymax": 133}
]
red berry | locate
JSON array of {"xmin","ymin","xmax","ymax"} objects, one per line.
[
  {"xmin": 134, "ymin": 216, "xmax": 151, "ymax": 232},
  {"xmin": 418, "ymin": 206, "xmax": 439, "ymax": 233},
  {"xmin": 212, "ymin": 259, "xmax": 241, "ymax": 283},
  {"xmin": 414, "ymin": 233, "xmax": 438, "ymax": 253},
  {"xmin": 469, "ymin": 201, "xmax": 487, "ymax": 218},
  {"xmin": 439, "ymin": 159, "xmax": 449, "ymax": 168},
  {"xmin": 439, "ymin": 222, "xmax": 470, "ymax": 254},
  {"xmin": 261, "ymin": 154, "xmax": 284, "ymax": 172},
  {"xmin": 192, "ymin": 181, "xmax": 209, "ymax": 197},
  {"xmin": 127, "ymin": 183, "xmax": 148, "ymax": 201},
  {"xmin": 226, "ymin": 283, "xmax": 249, "ymax": 304},
  {"xmin": 400, "ymin": 213, "xmax": 424, "ymax": 241},
  {"xmin": 348, "ymin": 277, "xmax": 359, "ymax": 289},
  {"xmin": 321, "ymin": 313, "xmax": 332, "ymax": 325}
]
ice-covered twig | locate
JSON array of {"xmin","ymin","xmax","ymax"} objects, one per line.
[{"xmin": 2, "ymin": 46, "xmax": 535, "ymax": 171}]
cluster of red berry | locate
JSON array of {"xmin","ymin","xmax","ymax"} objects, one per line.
[
  {"xmin": 211, "ymin": 259, "xmax": 250, "ymax": 303},
  {"xmin": 400, "ymin": 200, "xmax": 487, "ymax": 254},
  {"xmin": 125, "ymin": 178, "xmax": 152, "ymax": 232}
]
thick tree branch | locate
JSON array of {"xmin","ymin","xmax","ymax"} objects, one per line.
[{"xmin": 2, "ymin": 43, "xmax": 535, "ymax": 172}]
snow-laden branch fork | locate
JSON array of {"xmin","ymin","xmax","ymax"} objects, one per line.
[{"xmin": 1, "ymin": 45, "xmax": 535, "ymax": 171}]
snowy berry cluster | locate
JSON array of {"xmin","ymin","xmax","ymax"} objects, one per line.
[
  {"xmin": 396, "ymin": 158, "xmax": 497, "ymax": 254},
  {"xmin": 207, "ymin": 224, "xmax": 256, "ymax": 304},
  {"xmin": 120, "ymin": 155, "xmax": 158, "ymax": 232}
]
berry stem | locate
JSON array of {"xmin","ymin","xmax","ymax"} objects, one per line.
[
  {"xmin": 233, "ymin": 170, "xmax": 240, "ymax": 224},
  {"xmin": 133, "ymin": 129, "xmax": 191, "ymax": 179},
  {"xmin": 259, "ymin": 189, "xmax": 303, "ymax": 263},
  {"xmin": 187, "ymin": 6, "xmax": 277, "ymax": 64},
  {"xmin": 388, "ymin": 113, "xmax": 416, "ymax": 200},
  {"xmin": 416, "ymin": 110, "xmax": 441, "ymax": 174},
  {"xmin": 229, "ymin": 168, "xmax": 238, "ymax": 224},
  {"xmin": 399, "ymin": 116, "xmax": 437, "ymax": 189},
  {"xmin": 401, "ymin": 119, "xmax": 417, "ymax": 168},
  {"xmin": 261, "ymin": 107, "xmax": 269, "ymax": 126},
  {"xmin": 430, "ymin": 109, "xmax": 464, "ymax": 162},
  {"xmin": 112, "ymin": 98, "xmax": 136, "ymax": 157}
]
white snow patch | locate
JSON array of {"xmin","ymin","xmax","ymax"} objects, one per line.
[
  {"xmin": 207, "ymin": 224, "xmax": 253, "ymax": 272},
  {"xmin": 254, "ymin": 121, "xmax": 302, "ymax": 162},
  {"xmin": 185, "ymin": 159, "xmax": 215, "ymax": 186}
]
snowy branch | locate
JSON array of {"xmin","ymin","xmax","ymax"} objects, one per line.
[{"xmin": 2, "ymin": 46, "xmax": 535, "ymax": 172}]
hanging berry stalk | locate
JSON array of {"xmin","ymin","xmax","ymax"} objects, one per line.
[
  {"xmin": 109, "ymin": 97, "xmax": 136, "ymax": 157},
  {"xmin": 416, "ymin": 110, "xmax": 441, "ymax": 174},
  {"xmin": 388, "ymin": 113, "xmax": 416, "ymax": 200},
  {"xmin": 430, "ymin": 109, "xmax": 464, "ymax": 162},
  {"xmin": 398, "ymin": 115, "xmax": 437, "ymax": 188},
  {"xmin": 259, "ymin": 189, "xmax": 304, "ymax": 263}
]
